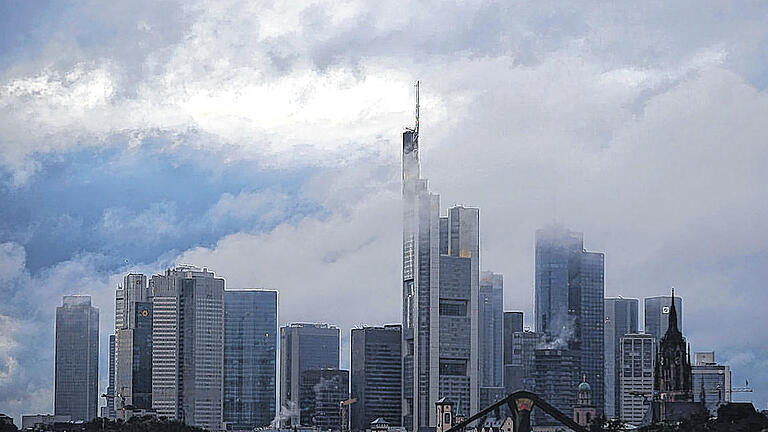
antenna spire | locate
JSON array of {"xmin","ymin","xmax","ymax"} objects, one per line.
[{"xmin": 414, "ymin": 81, "xmax": 420, "ymax": 137}]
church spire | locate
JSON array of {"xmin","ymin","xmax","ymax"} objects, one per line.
[{"xmin": 668, "ymin": 287, "xmax": 679, "ymax": 333}]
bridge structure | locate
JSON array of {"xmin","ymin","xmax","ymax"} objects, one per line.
[{"xmin": 444, "ymin": 391, "xmax": 589, "ymax": 432}]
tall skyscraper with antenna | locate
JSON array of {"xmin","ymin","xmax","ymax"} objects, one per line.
[{"xmin": 402, "ymin": 83, "xmax": 479, "ymax": 432}]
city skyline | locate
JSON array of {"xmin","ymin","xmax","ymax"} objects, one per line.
[{"xmin": 2, "ymin": 0, "xmax": 768, "ymax": 424}]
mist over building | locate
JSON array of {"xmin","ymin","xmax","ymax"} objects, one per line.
[
  {"xmin": 534, "ymin": 225, "xmax": 605, "ymax": 414},
  {"xmin": 54, "ymin": 295, "xmax": 99, "ymax": 422},
  {"xmin": 401, "ymin": 85, "xmax": 480, "ymax": 431}
]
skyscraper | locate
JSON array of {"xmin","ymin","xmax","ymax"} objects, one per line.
[
  {"xmin": 114, "ymin": 273, "xmax": 152, "ymax": 414},
  {"xmin": 504, "ymin": 330, "xmax": 543, "ymax": 394},
  {"xmin": 479, "ymin": 272, "xmax": 504, "ymax": 408},
  {"xmin": 644, "ymin": 295, "xmax": 682, "ymax": 342},
  {"xmin": 150, "ymin": 266, "xmax": 225, "ymax": 430},
  {"xmin": 619, "ymin": 333, "xmax": 654, "ymax": 425},
  {"xmin": 280, "ymin": 323, "xmax": 340, "ymax": 427},
  {"xmin": 223, "ymin": 290, "xmax": 277, "ymax": 430},
  {"xmin": 402, "ymin": 84, "xmax": 479, "ymax": 432},
  {"xmin": 534, "ymin": 225, "xmax": 605, "ymax": 413},
  {"xmin": 502, "ymin": 312, "xmax": 527, "ymax": 397},
  {"xmin": 54, "ymin": 295, "xmax": 99, "ymax": 422},
  {"xmin": 604, "ymin": 297, "xmax": 638, "ymax": 419},
  {"xmin": 115, "ymin": 302, "xmax": 153, "ymax": 412},
  {"xmin": 351, "ymin": 325, "xmax": 402, "ymax": 431}
]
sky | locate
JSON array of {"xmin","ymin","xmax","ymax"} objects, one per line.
[{"xmin": 1, "ymin": 0, "xmax": 768, "ymax": 421}]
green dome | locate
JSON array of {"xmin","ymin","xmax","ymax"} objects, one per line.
[{"xmin": 578, "ymin": 381, "xmax": 591, "ymax": 392}]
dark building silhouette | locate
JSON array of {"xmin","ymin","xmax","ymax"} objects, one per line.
[
  {"xmin": 644, "ymin": 289, "xmax": 706, "ymax": 425},
  {"xmin": 350, "ymin": 325, "xmax": 402, "ymax": 431},
  {"xmin": 654, "ymin": 289, "xmax": 692, "ymax": 402},
  {"xmin": 533, "ymin": 349, "xmax": 578, "ymax": 426}
]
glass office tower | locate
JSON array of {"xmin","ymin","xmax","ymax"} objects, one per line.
[{"xmin": 223, "ymin": 290, "xmax": 277, "ymax": 429}]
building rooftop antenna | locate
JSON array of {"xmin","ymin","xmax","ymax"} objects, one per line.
[{"xmin": 414, "ymin": 80, "xmax": 420, "ymax": 138}]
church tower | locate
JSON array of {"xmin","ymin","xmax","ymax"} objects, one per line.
[{"xmin": 654, "ymin": 288, "xmax": 693, "ymax": 402}]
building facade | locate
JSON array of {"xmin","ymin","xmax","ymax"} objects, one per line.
[
  {"xmin": 604, "ymin": 297, "xmax": 638, "ymax": 419},
  {"xmin": 643, "ymin": 296, "xmax": 682, "ymax": 342},
  {"xmin": 692, "ymin": 352, "xmax": 731, "ymax": 415},
  {"xmin": 401, "ymin": 88, "xmax": 479, "ymax": 432},
  {"xmin": 534, "ymin": 225, "xmax": 605, "ymax": 413},
  {"xmin": 114, "ymin": 273, "xmax": 152, "ymax": 414},
  {"xmin": 351, "ymin": 325, "xmax": 402, "ymax": 431},
  {"xmin": 300, "ymin": 369, "xmax": 349, "ymax": 430},
  {"xmin": 479, "ymin": 272, "xmax": 504, "ymax": 409},
  {"xmin": 115, "ymin": 302, "xmax": 153, "ymax": 412},
  {"xmin": 107, "ymin": 335, "xmax": 116, "ymax": 418},
  {"xmin": 533, "ymin": 349, "xmax": 578, "ymax": 426},
  {"xmin": 223, "ymin": 290, "xmax": 278, "ymax": 430},
  {"xmin": 54, "ymin": 295, "xmax": 99, "ymax": 421},
  {"xmin": 150, "ymin": 266, "xmax": 225, "ymax": 430},
  {"xmin": 504, "ymin": 331, "xmax": 543, "ymax": 395},
  {"xmin": 619, "ymin": 333, "xmax": 654, "ymax": 425},
  {"xmin": 280, "ymin": 323, "xmax": 340, "ymax": 427}
]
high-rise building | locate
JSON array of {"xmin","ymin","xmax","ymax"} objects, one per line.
[
  {"xmin": 504, "ymin": 330, "xmax": 543, "ymax": 394},
  {"xmin": 351, "ymin": 325, "xmax": 402, "ymax": 431},
  {"xmin": 114, "ymin": 274, "xmax": 152, "ymax": 414},
  {"xmin": 692, "ymin": 352, "xmax": 731, "ymax": 415},
  {"xmin": 643, "ymin": 295, "xmax": 682, "ymax": 342},
  {"xmin": 479, "ymin": 272, "xmax": 503, "ymax": 408},
  {"xmin": 534, "ymin": 225, "xmax": 605, "ymax": 413},
  {"xmin": 54, "ymin": 295, "xmax": 99, "ymax": 421},
  {"xmin": 280, "ymin": 323, "xmax": 340, "ymax": 427},
  {"xmin": 533, "ymin": 349, "xmax": 578, "ymax": 426},
  {"xmin": 107, "ymin": 335, "xmax": 116, "ymax": 418},
  {"xmin": 604, "ymin": 298, "xmax": 638, "ymax": 419},
  {"xmin": 619, "ymin": 333, "xmax": 654, "ymax": 425},
  {"xmin": 300, "ymin": 369, "xmax": 349, "ymax": 430},
  {"xmin": 150, "ymin": 266, "xmax": 225, "ymax": 430},
  {"xmin": 223, "ymin": 290, "xmax": 277, "ymax": 430},
  {"xmin": 401, "ymin": 85, "xmax": 479, "ymax": 431},
  {"xmin": 115, "ymin": 302, "xmax": 153, "ymax": 412}
]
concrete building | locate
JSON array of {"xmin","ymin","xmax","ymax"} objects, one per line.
[
  {"xmin": 351, "ymin": 325, "xmax": 402, "ymax": 431},
  {"xmin": 643, "ymin": 296, "xmax": 682, "ymax": 342},
  {"xmin": 479, "ymin": 272, "xmax": 504, "ymax": 409},
  {"xmin": 401, "ymin": 89, "xmax": 479, "ymax": 432},
  {"xmin": 150, "ymin": 265, "xmax": 225, "ymax": 430},
  {"xmin": 54, "ymin": 295, "xmax": 99, "ymax": 421},
  {"xmin": 619, "ymin": 333, "xmax": 654, "ymax": 425},
  {"xmin": 299, "ymin": 369, "xmax": 349, "ymax": 430},
  {"xmin": 533, "ymin": 349, "xmax": 578, "ymax": 426},
  {"xmin": 223, "ymin": 290, "xmax": 278, "ymax": 430},
  {"xmin": 692, "ymin": 352, "xmax": 731, "ymax": 415},
  {"xmin": 535, "ymin": 226, "xmax": 605, "ymax": 414},
  {"xmin": 604, "ymin": 298, "xmax": 638, "ymax": 419},
  {"xmin": 280, "ymin": 323, "xmax": 340, "ymax": 427}
]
